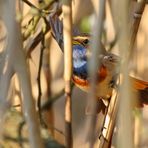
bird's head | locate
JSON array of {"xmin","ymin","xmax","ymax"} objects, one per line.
[{"xmin": 102, "ymin": 53, "xmax": 120, "ymax": 74}]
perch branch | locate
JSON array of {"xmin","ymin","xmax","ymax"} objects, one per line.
[{"xmin": 97, "ymin": 89, "xmax": 118, "ymax": 147}]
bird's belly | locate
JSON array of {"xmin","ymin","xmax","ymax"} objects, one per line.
[
  {"xmin": 96, "ymin": 78, "xmax": 113, "ymax": 99},
  {"xmin": 72, "ymin": 75, "xmax": 89, "ymax": 92},
  {"xmin": 72, "ymin": 75, "xmax": 113, "ymax": 99}
]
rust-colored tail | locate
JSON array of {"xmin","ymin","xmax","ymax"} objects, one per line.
[{"xmin": 131, "ymin": 77, "xmax": 148, "ymax": 107}]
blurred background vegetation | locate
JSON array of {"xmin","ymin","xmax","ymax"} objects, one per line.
[{"xmin": 0, "ymin": 0, "xmax": 148, "ymax": 147}]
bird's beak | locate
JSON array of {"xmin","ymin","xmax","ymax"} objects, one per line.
[
  {"xmin": 103, "ymin": 54, "xmax": 120, "ymax": 64},
  {"xmin": 86, "ymin": 49, "xmax": 92, "ymax": 58}
]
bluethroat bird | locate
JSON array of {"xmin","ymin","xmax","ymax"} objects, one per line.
[{"xmin": 49, "ymin": 15, "xmax": 148, "ymax": 111}]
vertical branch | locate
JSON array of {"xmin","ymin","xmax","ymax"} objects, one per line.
[
  {"xmin": 97, "ymin": 90, "xmax": 119, "ymax": 147},
  {"xmin": 112, "ymin": 0, "xmax": 133, "ymax": 147},
  {"xmin": 96, "ymin": 1, "xmax": 146, "ymax": 147},
  {"xmin": 108, "ymin": 0, "xmax": 146, "ymax": 52},
  {"xmin": 130, "ymin": 0, "xmax": 146, "ymax": 52},
  {"xmin": 0, "ymin": 0, "xmax": 44, "ymax": 147},
  {"xmin": 62, "ymin": 0, "xmax": 73, "ymax": 147},
  {"xmin": 37, "ymin": 35, "xmax": 46, "ymax": 127},
  {"xmin": 87, "ymin": 0, "xmax": 106, "ymax": 147},
  {"xmin": 0, "ymin": 2, "xmax": 15, "ymax": 137},
  {"xmin": 107, "ymin": 1, "xmax": 146, "ymax": 147},
  {"xmin": 130, "ymin": 1, "xmax": 146, "ymax": 146},
  {"xmin": 42, "ymin": 36, "xmax": 55, "ymax": 136}
]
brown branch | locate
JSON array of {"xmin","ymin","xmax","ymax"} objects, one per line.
[
  {"xmin": 26, "ymin": 30, "xmax": 45, "ymax": 58},
  {"xmin": 22, "ymin": 0, "xmax": 41, "ymax": 12},
  {"xmin": 23, "ymin": 16, "xmax": 41, "ymax": 40},
  {"xmin": 42, "ymin": 35, "xmax": 55, "ymax": 135},
  {"xmin": 62, "ymin": 0, "xmax": 73, "ymax": 147},
  {"xmin": 41, "ymin": 83, "xmax": 74, "ymax": 111},
  {"xmin": 37, "ymin": 35, "xmax": 47, "ymax": 127},
  {"xmin": 98, "ymin": 89, "xmax": 119, "ymax": 147},
  {"xmin": 26, "ymin": 9, "xmax": 62, "ymax": 58},
  {"xmin": 22, "ymin": 0, "xmax": 60, "ymax": 41},
  {"xmin": 41, "ymin": 88, "xmax": 65, "ymax": 110},
  {"xmin": 130, "ymin": 0, "xmax": 146, "ymax": 53},
  {"xmin": 4, "ymin": 134, "xmax": 28, "ymax": 143},
  {"xmin": 18, "ymin": 120, "xmax": 26, "ymax": 148},
  {"xmin": 22, "ymin": 0, "xmax": 55, "ymax": 15}
]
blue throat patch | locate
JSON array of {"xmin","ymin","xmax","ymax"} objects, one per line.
[
  {"xmin": 73, "ymin": 63, "xmax": 88, "ymax": 79},
  {"xmin": 73, "ymin": 44, "xmax": 88, "ymax": 79}
]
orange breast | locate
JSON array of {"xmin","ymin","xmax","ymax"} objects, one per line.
[
  {"xmin": 98, "ymin": 65, "xmax": 108, "ymax": 82},
  {"xmin": 72, "ymin": 65, "xmax": 108, "ymax": 91},
  {"xmin": 72, "ymin": 75, "xmax": 89, "ymax": 91}
]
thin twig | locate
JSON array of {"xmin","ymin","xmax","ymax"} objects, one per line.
[
  {"xmin": 41, "ymin": 84, "xmax": 74, "ymax": 110},
  {"xmin": 42, "ymin": 35, "xmax": 55, "ymax": 135},
  {"xmin": 130, "ymin": 0, "xmax": 146, "ymax": 54},
  {"xmin": 22, "ymin": 0, "xmax": 42, "ymax": 12},
  {"xmin": 23, "ymin": 16, "xmax": 41, "ymax": 40},
  {"xmin": 22, "ymin": 0, "xmax": 59, "ymax": 40},
  {"xmin": 18, "ymin": 120, "xmax": 26, "ymax": 148},
  {"xmin": 26, "ymin": 10, "xmax": 62, "ymax": 58},
  {"xmin": 26, "ymin": 30, "xmax": 45, "ymax": 57},
  {"xmin": 37, "ymin": 33, "xmax": 47, "ymax": 127},
  {"xmin": 22, "ymin": 0, "xmax": 54, "ymax": 14},
  {"xmin": 4, "ymin": 134, "xmax": 28, "ymax": 143},
  {"xmin": 41, "ymin": 88, "xmax": 65, "ymax": 110}
]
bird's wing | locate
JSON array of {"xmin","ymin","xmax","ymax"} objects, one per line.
[
  {"xmin": 49, "ymin": 15, "xmax": 64, "ymax": 50},
  {"xmin": 49, "ymin": 15, "xmax": 81, "ymax": 51}
]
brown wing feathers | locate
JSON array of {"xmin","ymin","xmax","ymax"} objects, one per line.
[{"xmin": 131, "ymin": 77, "xmax": 148, "ymax": 106}]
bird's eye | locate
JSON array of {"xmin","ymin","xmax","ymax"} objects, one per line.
[
  {"xmin": 83, "ymin": 39, "xmax": 89, "ymax": 45},
  {"xmin": 109, "ymin": 56, "xmax": 113, "ymax": 62}
]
